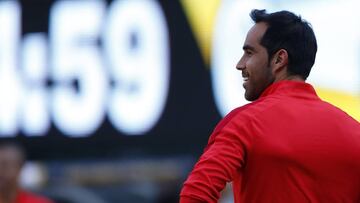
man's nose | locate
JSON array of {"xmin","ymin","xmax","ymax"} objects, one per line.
[{"xmin": 236, "ymin": 59, "xmax": 245, "ymax": 71}]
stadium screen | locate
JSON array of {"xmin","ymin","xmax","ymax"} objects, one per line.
[{"xmin": 0, "ymin": 0, "xmax": 359, "ymax": 160}]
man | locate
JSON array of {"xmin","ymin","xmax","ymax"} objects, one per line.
[
  {"xmin": 0, "ymin": 142, "xmax": 54, "ymax": 203},
  {"xmin": 180, "ymin": 9, "xmax": 360, "ymax": 203}
]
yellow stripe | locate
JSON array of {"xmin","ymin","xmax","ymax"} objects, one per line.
[
  {"xmin": 315, "ymin": 87, "xmax": 360, "ymax": 121},
  {"xmin": 180, "ymin": 0, "xmax": 220, "ymax": 65}
]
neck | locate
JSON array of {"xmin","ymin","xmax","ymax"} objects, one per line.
[{"xmin": 274, "ymin": 73, "xmax": 304, "ymax": 83}]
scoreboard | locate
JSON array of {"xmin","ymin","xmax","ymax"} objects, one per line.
[{"xmin": 0, "ymin": 0, "xmax": 359, "ymax": 159}]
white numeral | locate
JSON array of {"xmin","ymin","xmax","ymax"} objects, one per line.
[
  {"xmin": 50, "ymin": 0, "xmax": 107, "ymax": 137},
  {"xmin": 104, "ymin": 0, "xmax": 170, "ymax": 135}
]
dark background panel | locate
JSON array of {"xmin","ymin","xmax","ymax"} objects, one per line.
[{"xmin": 5, "ymin": 0, "xmax": 221, "ymax": 160}]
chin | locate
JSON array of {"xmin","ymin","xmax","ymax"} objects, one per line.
[
  {"xmin": 245, "ymin": 92, "xmax": 259, "ymax": 101},
  {"xmin": 246, "ymin": 97, "xmax": 256, "ymax": 102},
  {"xmin": 244, "ymin": 93, "xmax": 253, "ymax": 101}
]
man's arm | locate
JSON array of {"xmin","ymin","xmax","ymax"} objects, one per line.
[
  {"xmin": 180, "ymin": 196, "xmax": 207, "ymax": 203},
  {"xmin": 180, "ymin": 121, "xmax": 250, "ymax": 203}
]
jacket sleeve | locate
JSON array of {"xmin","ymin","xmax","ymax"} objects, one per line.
[{"xmin": 179, "ymin": 119, "xmax": 251, "ymax": 203}]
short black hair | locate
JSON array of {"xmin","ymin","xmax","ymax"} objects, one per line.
[{"xmin": 250, "ymin": 9, "xmax": 317, "ymax": 80}]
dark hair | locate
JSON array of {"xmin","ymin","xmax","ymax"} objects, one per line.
[{"xmin": 250, "ymin": 9, "xmax": 317, "ymax": 80}]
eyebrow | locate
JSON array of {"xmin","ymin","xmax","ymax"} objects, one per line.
[{"xmin": 243, "ymin": 45, "xmax": 256, "ymax": 51}]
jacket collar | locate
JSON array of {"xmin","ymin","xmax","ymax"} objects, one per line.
[{"xmin": 259, "ymin": 80, "xmax": 319, "ymax": 100}]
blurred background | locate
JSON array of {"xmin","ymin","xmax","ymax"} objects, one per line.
[{"xmin": 0, "ymin": 0, "xmax": 359, "ymax": 202}]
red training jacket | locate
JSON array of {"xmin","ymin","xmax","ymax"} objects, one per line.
[{"xmin": 180, "ymin": 80, "xmax": 360, "ymax": 203}]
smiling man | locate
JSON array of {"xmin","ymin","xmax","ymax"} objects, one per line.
[{"xmin": 180, "ymin": 9, "xmax": 360, "ymax": 203}]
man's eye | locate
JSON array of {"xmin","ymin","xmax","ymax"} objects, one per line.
[{"xmin": 245, "ymin": 51, "xmax": 252, "ymax": 56}]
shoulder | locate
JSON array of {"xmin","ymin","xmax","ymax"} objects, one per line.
[
  {"xmin": 214, "ymin": 97, "xmax": 278, "ymax": 133},
  {"xmin": 320, "ymin": 100, "xmax": 360, "ymax": 126},
  {"xmin": 208, "ymin": 97, "xmax": 277, "ymax": 144}
]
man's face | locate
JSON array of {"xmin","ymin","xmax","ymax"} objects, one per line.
[
  {"xmin": 236, "ymin": 22, "xmax": 275, "ymax": 101},
  {"xmin": 0, "ymin": 147, "xmax": 23, "ymax": 192}
]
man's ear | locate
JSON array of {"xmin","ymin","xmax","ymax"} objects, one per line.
[{"xmin": 271, "ymin": 49, "xmax": 288, "ymax": 73}]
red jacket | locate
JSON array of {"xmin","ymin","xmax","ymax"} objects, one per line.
[
  {"xmin": 14, "ymin": 190, "xmax": 54, "ymax": 203},
  {"xmin": 180, "ymin": 81, "xmax": 360, "ymax": 203}
]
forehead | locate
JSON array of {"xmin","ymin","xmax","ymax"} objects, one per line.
[{"xmin": 244, "ymin": 22, "xmax": 268, "ymax": 47}]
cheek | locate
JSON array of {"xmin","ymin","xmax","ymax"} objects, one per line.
[{"xmin": 247, "ymin": 59, "xmax": 267, "ymax": 77}]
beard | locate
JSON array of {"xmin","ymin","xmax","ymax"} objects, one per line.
[{"xmin": 243, "ymin": 65, "xmax": 275, "ymax": 101}]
